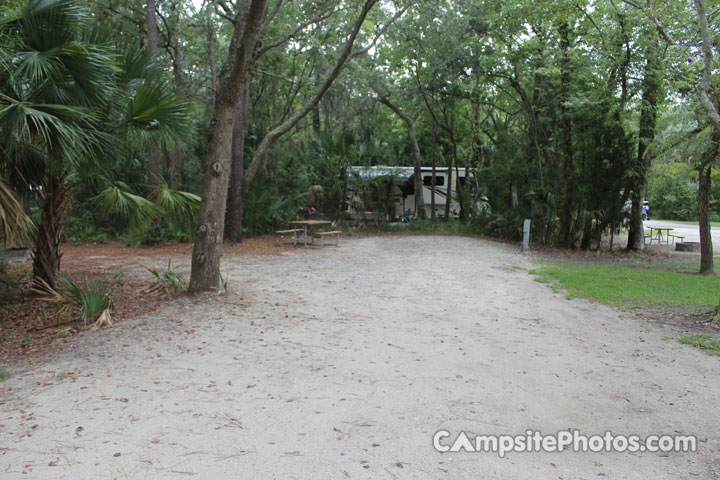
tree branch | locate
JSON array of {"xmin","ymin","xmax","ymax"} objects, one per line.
[
  {"xmin": 242, "ymin": 0, "xmax": 380, "ymax": 191},
  {"xmin": 694, "ymin": 0, "xmax": 720, "ymax": 129}
]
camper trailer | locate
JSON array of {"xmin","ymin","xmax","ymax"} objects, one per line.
[{"xmin": 347, "ymin": 166, "xmax": 482, "ymax": 220}]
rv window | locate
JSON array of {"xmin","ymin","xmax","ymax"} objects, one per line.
[{"xmin": 424, "ymin": 175, "xmax": 444, "ymax": 187}]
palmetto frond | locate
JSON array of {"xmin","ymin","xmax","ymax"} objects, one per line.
[
  {"xmin": 93, "ymin": 183, "xmax": 159, "ymax": 230},
  {"xmin": 150, "ymin": 182, "xmax": 200, "ymax": 233},
  {"xmin": 126, "ymin": 80, "xmax": 189, "ymax": 142},
  {"xmin": 0, "ymin": 175, "xmax": 34, "ymax": 245}
]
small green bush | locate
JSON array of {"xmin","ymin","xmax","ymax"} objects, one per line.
[{"xmin": 59, "ymin": 274, "xmax": 114, "ymax": 324}]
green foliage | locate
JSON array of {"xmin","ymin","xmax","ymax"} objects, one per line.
[
  {"xmin": 679, "ymin": 333, "xmax": 720, "ymax": 355},
  {"xmin": 145, "ymin": 259, "xmax": 186, "ymax": 295},
  {"xmin": 648, "ymin": 162, "xmax": 697, "ymax": 221},
  {"xmin": 531, "ymin": 260, "xmax": 720, "ymax": 308},
  {"xmin": 92, "ymin": 182, "xmax": 199, "ymax": 244},
  {"xmin": 59, "ymin": 273, "xmax": 113, "ymax": 324},
  {"xmin": 0, "ymin": 365, "xmax": 8, "ymax": 382}
]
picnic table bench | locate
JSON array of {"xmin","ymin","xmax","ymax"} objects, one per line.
[
  {"xmin": 276, "ymin": 220, "xmax": 341, "ymax": 248},
  {"xmin": 276, "ymin": 228, "xmax": 303, "ymax": 247}
]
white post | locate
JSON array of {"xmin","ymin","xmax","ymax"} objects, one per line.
[{"xmin": 522, "ymin": 219, "xmax": 531, "ymax": 249}]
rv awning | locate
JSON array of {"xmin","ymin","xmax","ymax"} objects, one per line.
[{"xmin": 348, "ymin": 166, "xmax": 413, "ymax": 181}]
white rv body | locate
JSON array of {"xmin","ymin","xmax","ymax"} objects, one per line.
[{"xmin": 347, "ymin": 166, "xmax": 478, "ymax": 220}]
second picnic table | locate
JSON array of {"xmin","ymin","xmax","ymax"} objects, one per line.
[
  {"xmin": 276, "ymin": 220, "xmax": 341, "ymax": 248},
  {"xmin": 647, "ymin": 226, "xmax": 673, "ymax": 245}
]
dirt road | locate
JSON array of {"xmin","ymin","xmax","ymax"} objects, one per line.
[{"xmin": 1, "ymin": 236, "xmax": 718, "ymax": 479}]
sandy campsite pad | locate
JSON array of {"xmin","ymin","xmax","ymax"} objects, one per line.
[{"xmin": 0, "ymin": 235, "xmax": 718, "ymax": 478}]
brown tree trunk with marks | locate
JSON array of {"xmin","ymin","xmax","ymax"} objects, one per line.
[
  {"xmin": 627, "ymin": 39, "xmax": 661, "ymax": 251},
  {"xmin": 699, "ymin": 160, "xmax": 715, "ymax": 275},
  {"xmin": 557, "ymin": 22, "xmax": 573, "ymax": 248},
  {"xmin": 189, "ymin": 0, "xmax": 267, "ymax": 293},
  {"xmin": 32, "ymin": 174, "xmax": 67, "ymax": 292},
  {"xmin": 207, "ymin": 5, "xmax": 217, "ymax": 105},
  {"xmin": 168, "ymin": 1, "xmax": 186, "ymax": 190},
  {"xmin": 430, "ymin": 124, "xmax": 437, "ymax": 219},
  {"xmin": 444, "ymin": 144, "xmax": 453, "ymax": 221},
  {"xmin": 227, "ymin": 86, "xmax": 248, "ymax": 243},
  {"xmin": 145, "ymin": 0, "xmax": 161, "ymax": 192}
]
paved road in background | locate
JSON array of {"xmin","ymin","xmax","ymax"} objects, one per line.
[{"xmin": 645, "ymin": 219, "xmax": 720, "ymax": 249}]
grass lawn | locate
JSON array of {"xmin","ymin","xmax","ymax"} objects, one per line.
[{"xmin": 530, "ymin": 260, "xmax": 720, "ymax": 309}]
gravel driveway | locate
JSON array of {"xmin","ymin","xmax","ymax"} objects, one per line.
[{"xmin": 1, "ymin": 236, "xmax": 718, "ymax": 479}]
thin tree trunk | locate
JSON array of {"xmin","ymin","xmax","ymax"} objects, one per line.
[
  {"xmin": 699, "ymin": 161, "xmax": 714, "ymax": 274},
  {"xmin": 627, "ymin": 39, "xmax": 661, "ymax": 251},
  {"xmin": 32, "ymin": 174, "xmax": 66, "ymax": 292},
  {"xmin": 168, "ymin": 1, "xmax": 186, "ymax": 190},
  {"xmin": 431, "ymin": 124, "xmax": 436, "ymax": 219},
  {"xmin": 580, "ymin": 211, "xmax": 593, "ymax": 250},
  {"xmin": 145, "ymin": 0, "xmax": 160, "ymax": 192},
  {"xmin": 207, "ymin": 4, "xmax": 217, "ymax": 106},
  {"xmin": 557, "ymin": 22, "xmax": 573, "ymax": 248},
  {"xmin": 444, "ymin": 143, "xmax": 453, "ymax": 221},
  {"xmin": 189, "ymin": 0, "xmax": 267, "ymax": 293},
  {"xmin": 227, "ymin": 86, "xmax": 248, "ymax": 243},
  {"xmin": 169, "ymin": 143, "xmax": 183, "ymax": 189}
]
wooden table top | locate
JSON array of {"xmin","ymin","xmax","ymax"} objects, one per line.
[{"xmin": 289, "ymin": 220, "xmax": 332, "ymax": 226}]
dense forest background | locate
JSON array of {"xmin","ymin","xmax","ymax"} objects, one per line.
[{"xmin": 2, "ymin": 0, "xmax": 720, "ymax": 288}]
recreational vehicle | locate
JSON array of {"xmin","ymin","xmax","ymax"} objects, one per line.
[{"xmin": 347, "ymin": 166, "xmax": 482, "ymax": 221}]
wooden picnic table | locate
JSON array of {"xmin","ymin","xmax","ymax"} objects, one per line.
[
  {"xmin": 285, "ymin": 220, "xmax": 340, "ymax": 248},
  {"xmin": 647, "ymin": 226, "xmax": 673, "ymax": 246}
]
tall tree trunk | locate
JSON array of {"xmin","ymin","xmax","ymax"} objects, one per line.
[
  {"xmin": 32, "ymin": 174, "xmax": 66, "ymax": 292},
  {"xmin": 169, "ymin": 143, "xmax": 183, "ymax": 189},
  {"xmin": 431, "ymin": 124, "xmax": 436, "ymax": 219},
  {"xmin": 444, "ymin": 143, "xmax": 453, "ymax": 221},
  {"xmin": 557, "ymin": 22, "xmax": 573, "ymax": 248},
  {"xmin": 627, "ymin": 40, "xmax": 661, "ymax": 251},
  {"xmin": 207, "ymin": 5, "xmax": 217, "ymax": 106},
  {"xmin": 580, "ymin": 211, "xmax": 593, "ymax": 250},
  {"xmin": 189, "ymin": 0, "xmax": 267, "ymax": 293},
  {"xmin": 168, "ymin": 1, "xmax": 186, "ymax": 190},
  {"xmin": 227, "ymin": 86, "xmax": 248, "ymax": 243},
  {"xmin": 145, "ymin": 0, "xmax": 160, "ymax": 192},
  {"xmin": 698, "ymin": 162, "xmax": 714, "ymax": 274}
]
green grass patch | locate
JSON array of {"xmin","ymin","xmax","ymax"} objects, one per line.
[
  {"xmin": 679, "ymin": 333, "xmax": 720, "ymax": 355},
  {"xmin": 532, "ymin": 260, "xmax": 720, "ymax": 308}
]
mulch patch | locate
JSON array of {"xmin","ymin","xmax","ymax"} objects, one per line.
[{"xmin": 0, "ymin": 236, "xmax": 282, "ymax": 366}]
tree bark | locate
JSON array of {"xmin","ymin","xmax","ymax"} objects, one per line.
[
  {"xmin": 207, "ymin": 4, "xmax": 217, "ymax": 106},
  {"xmin": 227, "ymin": 86, "xmax": 248, "ymax": 243},
  {"xmin": 168, "ymin": 0, "xmax": 186, "ymax": 190},
  {"xmin": 627, "ymin": 40, "xmax": 661, "ymax": 251},
  {"xmin": 32, "ymin": 174, "xmax": 66, "ymax": 292},
  {"xmin": 189, "ymin": 0, "xmax": 268, "ymax": 293},
  {"xmin": 557, "ymin": 22, "xmax": 573, "ymax": 248},
  {"xmin": 698, "ymin": 162, "xmax": 714, "ymax": 274},
  {"xmin": 430, "ymin": 124, "xmax": 436, "ymax": 220},
  {"xmin": 145, "ymin": 0, "xmax": 160, "ymax": 192},
  {"xmin": 694, "ymin": 0, "xmax": 720, "ymax": 130},
  {"xmin": 444, "ymin": 142, "xmax": 453, "ymax": 221}
]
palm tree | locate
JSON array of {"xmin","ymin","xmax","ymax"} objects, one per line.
[{"xmin": 0, "ymin": 0, "xmax": 189, "ymax": 290}]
